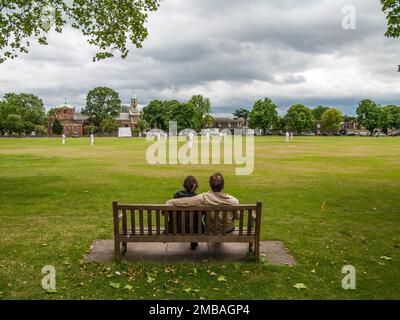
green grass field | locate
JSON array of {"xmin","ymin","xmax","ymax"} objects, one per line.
[{"xmin": 0, "ymin": 136, "xmax": 399, "ymax": 300}]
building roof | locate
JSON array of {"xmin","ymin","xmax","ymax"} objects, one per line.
[
  {"xmin": 56, "ymin": 104, "xmax": 75, "ymax": 109},
  {"xmin": 214, "ymin": 117, "xmax": 244, "ymax": 123},
  {"xmin": 74, "ymin": 113, "xmax": 88, "ymax": 121},
  {"xmin": 116, "ymin": 113, "xmax": 131, "ymax": 121}
]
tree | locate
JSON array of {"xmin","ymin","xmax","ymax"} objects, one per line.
[
  {"xmin": 0, "ymin": 93, "xmax": 46, "ymax": 126},
  {"xmin": 233, "ymin": 108, "xmax": 250, "ymax": 120},
  {"xmin": 142, "ymin": 100, "xmax": 169, "ymax": 130},
  {"xmin": 381, "ymin": 105, "xmax": 400, "ymax": 133},
  {"xmin": 187, "ymin": 95, "xmax": 211, "ymax": 129},
  {"xmin": 356, "ymin": 99, "xmax": 382, "ymax": 134},
  {"xmin": 312, "ymin": 106, "xmax": 330, "ymax": 121},
  {"xmin": 248, "ymin": 98, "xmax": 279, "ymax": 132},
  {"xmin": 52, "ymin": 119, "xmax": 63, "ymax": 135},
  {"xmin": 5, "ymin": 114, "xmax": 25, "ymax": 134},
  {"xmin": 168, "ymin": 102, "xmax": 198, "ymax": 131},
  {"xmin": 284, "ymin": 104, "xmax": 315, "ymax": 134},
  {"xmin": 343, "ymin": 115, "xmax": 357, "ymax": 122},
  {"xmin": 381, "ymin": 0, "xmax": 400, "ymax": 38},
  {"xmin": 320, "ymin": 108, "xmax": 343, "ymax": 134},
  {"xmin": 82, "ymin": 87, "xmax": 121, "ymax": 127},
  {"xmin": 0, "ymin": 0, "xmax": 162, "ymax": 63},
  {"xmin": 137, "ymin": 119, "xmax": 149, "ymax": 134},
  {"xmin": 100, "ymin": 116, "xmax": 118, "ymax": 135}
]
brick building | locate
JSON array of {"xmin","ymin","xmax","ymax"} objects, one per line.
[{"xmin": 51, "ymin": 95, "xmax": 141, "ymax": 136}]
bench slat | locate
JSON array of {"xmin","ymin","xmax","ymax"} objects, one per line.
[
  {"xmin": 172, "ymin": 211, "xmax": 177, "ymax": 235},
  {"xmin": 189, "ymin": 211, "xmax": 194, "ymax": 235},
  {"xmin": 147, "ymin": 209, "xmax": 152, "ymax": 236},
  {"xmin": 117, "ymin": 204, "xmax": 258, "ymax": 211},
  {"xmin": 156, "ymin": 210, "xmax": 160, "ymax": 235},
  {"xmin": 239, "ymin": 210, "xmax": 244, "ymax": 235},
  {"xmin": 122, "ymin": 209, "xmax": 127, "ymax": 236},
  {"xmin": 131, "ymin": 210, "xmax": 136, "ymax": 235},
  {"xmin": 139, "ymin": 210, "xmax": 144, "ymax": 235}
]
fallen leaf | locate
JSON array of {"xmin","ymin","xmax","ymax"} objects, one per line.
[
  {"xmin": 380, "ymin": 256, "xmax": 392, "ymax": 261},
  {"xmin": 109, "ymin": 282, "xmax": 121, "ymax": 289},
  {"xmin": 147, "ymin": 274, "xmax": 156, "ymax": 284},
  {"xmin": 217, "ymin": 275, "xmax": 227, "ymax": 282},
  {"xmin": 183, "ymin": 288, "xmax": 192, "ymax": 293},
  {"xmin": 293, "ymin": 283, "xmax": 307, "ymax": 290}
]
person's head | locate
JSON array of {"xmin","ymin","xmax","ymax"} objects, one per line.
[
  {"xmin": 209, "ymin": 172, "xmax": 224, "ymax": 192},
  {"xmin": 183, "ymin": 175, "xmax": 199, "ymax": 193}
]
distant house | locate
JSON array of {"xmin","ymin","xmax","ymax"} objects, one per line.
[
  {"xmin": 339, "ymin": 121, "xmax": 368, "ymax": 135},
  {"xmin": 50, "ymin": 95, "xmax": 141, "ymax": 136},
  {"xmin": 212, "ymin": 117, "xmax": 247, "ymax": 132}
]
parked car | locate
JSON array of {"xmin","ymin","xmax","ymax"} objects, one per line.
[{"xmin": 388, "ymin": 131, "xmax": 400, "ymax": 136}]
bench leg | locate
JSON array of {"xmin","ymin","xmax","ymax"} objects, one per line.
[
  {"xmin": 114, "ymin": 239, "xmax": 121, "ymax": 259},
  {"xmin": 122, "ymin": 242, "xmax": 127, "ymax": 254},
  {"xmin": 248, "ymin": 242, "xmax": 253, "ymax": 253},
  {"xmin": 254, "ymin": 241, "xmax": 260, "ymax": 262}
]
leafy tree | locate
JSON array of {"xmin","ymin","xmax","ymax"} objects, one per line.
[
  {"xmin": 203, "ymin": 114, "xmax": 214, "ymax": 128},
  {"xmin": 82, "ymin": 87, "xmax": 121, "ymax": 127},
  {"xmin": 320, "ymin": 108, "xmax": 343, "ymax": 134},
  {"xmin": 343, "ymin": 115, "xmax": 357, "ymax": 122},
  {"xmin": 34, "ymin": 125, "xmax": 48, "ymax": 136},
  {"xmin": 0, "ymin": 0, "xmax": 162, "ymax": 63},
  {"xmin": 137, "ymin": 119, "xmax": 149, "ymax": 134},
  {"xmin": 52, "ymin": 119, "xmax": 63, "ymax": 135},
  {"xmin": 168, "ymin": 102, "xmax": 198, "ymax": 131},
  {"xmin": 248, "ymin": 98, "xmax": 279, "ymax": 132},
  {"xmin": 142, "ymin": 100, "xmax": 169, "ymax": 130},
  {"xmin": 5, "ymin": 114, "xmax": 25, "ymax": 134},
  {"xmin": 312, "ymin": 106, "xmax": 330, "ymax": 121},
  {"xmin": 284, "ymin": 104, "xmax": 315, "ymax": 134},
  {"xmin": 356, "ymin": 99, "xmax": 382, "ymax": 134},
  {"xmin": 85, "ymin": 123, "xmax": 97, "ymax": 134},
  {"xmin": 233, "ymin": 108, "xmax": 250, "ymax": 120},
  {"xmin": 0, "ymin": 93, "xmax": 46, "ymax": 126},
  {"xmin": 187, "ymin": 95, "xmax": 211, "ymax": 129},
  {"xmin": 381, "ymin": 0, "xmax": 400, "ymax": 38},
  {"xmin": 381, "ymin": 105, "xmax": 400, "ymax": 133},
  {"xmin": 100, "ymin": 116, "xmax": 118, "ymax": 134}
]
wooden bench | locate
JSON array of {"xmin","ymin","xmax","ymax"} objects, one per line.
[{"xmin": 113, "ymin": 201, "xmax": 262, "ymax": 261}]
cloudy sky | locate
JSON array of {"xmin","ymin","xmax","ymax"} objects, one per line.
[{"xmin": 0, "ymin": 0, "xmax": 399, "ymax": 116}]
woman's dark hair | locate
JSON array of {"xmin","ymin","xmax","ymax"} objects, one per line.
[
  {"xmin": 183, "ymin": 176, "xmax": 199, "ymax": 193},
  {"xmin": 209, "ymin": 172, "xmax": 224, "ymax": 192}
]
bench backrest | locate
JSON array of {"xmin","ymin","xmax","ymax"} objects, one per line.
[{"xmin": 113, "ymin": 202, "xmax": 262, "ymax": 239}]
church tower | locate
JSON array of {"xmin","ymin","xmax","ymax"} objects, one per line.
[{"xmin": 130, "ymin": 92, "xmax": 138, "ymax": 112}]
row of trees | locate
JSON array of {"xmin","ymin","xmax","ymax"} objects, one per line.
[
  {"xmin": 142, "ymin": 95, "xmax": 212, "ymax": 131},
  {"xmin": 234, "ymin": 98, "xmax": 400, "ymax": 134},
  {"xmin": 0, "ymin": 93, "xmax": 47, "ymax": 135}
]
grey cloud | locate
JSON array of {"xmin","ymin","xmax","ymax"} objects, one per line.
[{"xmin": 0, "ymin": 0, "xmax": 399, "ymax": 115}]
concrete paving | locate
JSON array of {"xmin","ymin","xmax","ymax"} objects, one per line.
[{"xmin": 84, "ymin": 240, "xmax": 296, "ymax": 266}]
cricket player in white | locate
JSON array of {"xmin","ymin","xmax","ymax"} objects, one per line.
[
  {"xmin": 62, "ymin": 133, "xmax": 66, "ymax": 145},
  {"xmin": 90, "ymin": 133, "xmax": 94, "ymax": 146}
]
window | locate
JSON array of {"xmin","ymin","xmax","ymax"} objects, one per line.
[
  {"xmin": 74, "ymin": 126, "xmax": 78, "ymax": 134},
  {"xmin": 65, "ymin": 126, "xmax": 69, "ymax": 133}
]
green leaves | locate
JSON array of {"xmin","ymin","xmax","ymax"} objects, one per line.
[
  {"xmin": 146, "ymin": 273, "xmax": 156, "ymax": 284},
  {"xmin": 109, "ymin": 281, "xmax": 121, "ymax": 289},
  {"xmin": 217, "ymin": 275, "xmax": 227, "ymax": 282},
  {"xmin": 0, "ymin": 0, "xmax": 162, "ymax": 63},
  {"xmin": 381, "ymin": 0, "xmax": 400, "ymax": 38},
  {"xmin": 248, "ymin": 98, "xmax": 280, "ymax": 132}
]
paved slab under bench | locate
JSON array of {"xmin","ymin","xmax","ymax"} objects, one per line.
[{"xmin": 84, "ymin": 240, "xmax": 296, "ymax": 266}]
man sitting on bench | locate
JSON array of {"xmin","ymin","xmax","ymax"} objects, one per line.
[{"xmin": 166, "ymin": 173, "xmax": 239, "ymax": 234}]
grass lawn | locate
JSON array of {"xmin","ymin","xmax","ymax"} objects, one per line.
[{"xmin": 0, "ymin": 136, "xmax": 399, "ymax": 300}]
